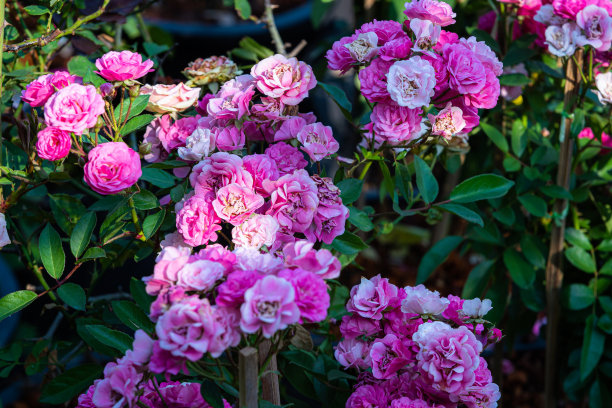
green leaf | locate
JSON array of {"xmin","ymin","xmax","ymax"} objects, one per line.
[
  {"xmin": 503, "ymin": 248, "xmax": 535, "ymax": 289},
  {"xmin": 111, "ymin": 300, "xmax": 154, "ymax": 332},
  {"xmin": 81, "ymin": 247, "xmax": 106, "ymax": 261},
  {"xmin": 331, "ymin": 231, "xmax": 368, "ymax": 255},
  {"xmin": 481, "ymin": 122, "xmax": 508, "ymax": 153},
  {"xmin": 521, "ymin": 235, "xmax": 546, "ymax": 269},
  {"xmin": 132, "ymin": 191, "xmax": 159, "ymax": 211},
  {"xmin": 84, "ymin": 325, "xmax": 133, "ymax": 353},
  {"xmin": 518, "ymin": 194, "xmax": 548, "ymax": 217},
  {"xmin": 565, "ymin": 247, "xmax": 596, "ymax": 273},
  {"xmin": 238, "ymin": 37, "xmax": 274, "ymax": 59},
  {"xmin": 142, "ymin": 42, "xmax": 169, "ymax": 57},
  {"xmin": 462, "ymin": 259, "xmax": 495, "ymax": 299},
  {"xmin": 540, "ymin": 185, "xmax": 573, "ymax": 200},
  {"xmin": 565, "ymin": 284, "xmax": 595, "ymax": 310},
  {"xmin": 414, "ymin": 156, "xmax": 438, "ymax": 204},
  {"xmin": 565, "ymin": 228, "xmax": 593, "ymax": 250},
  {"xmin": 394, "ymin": 162, "xmax": 413, "ymax": 202},
  {"xmin": 327, "ymin": 369, "xmax": 357, "ymax": 381},
  {"xmin": 336, "ymin": 178, "xmax": 363, "ymax": 205},
  {"xmin": 348, "ymin": 207, "xmax": 374, "ymax": 232},
  {"xmin": 130, "ymin": 278, "xmax": 154, "ymax": 312},
  {"xmin": 57, "ymin": 283, "xmax": 86, "ymax": 311},
  {"xmin": 437, "ymin": 203, "xmax": 483, "ymax": 227},
  {"xmin": 598, "ymin": 314, "xmax": 612, "ymax": 334},
  {"xmin": 120, "ymin": 114, "xmax": 154, "ymax": 135},
  {"xmin": 234, "ymin": 0, "xmax": 252, "ymax": 19},
  {"xmin": 597, "ymin": 238, "xmax": 612, "ymax": 252},
  {"xmin": 39, "ymin": 224, "xmax": 65, "ymax": 279},
  {"xmin": 202, "ymin": 380, "xmax": 225, "ymax": 408},
  {"xmin": 450, "ymin": 174, "xmax": 514, "ymax": 203},
  {"xmin": 0, "ymin": 291, "xmax": 37, "ymax": 322},
  {"xmin": 601, "ymin": 259, "xmax": 612, "ymax": 276},
  {"xmin": 142, "ymin": 209, "xmax": 166, "ymax": 239},
  {"xmin": 470, "ymin": 29, "xmax": 501, "ymax": 54},
  {"xmin": 318, "ymin": 82, "xmax": 352, "ymax": 115},
  {"xmin": 49, "ymin": 194, "xmax": 87, "ymax": 235},
  {"xmin": 511, "ymin": 120, "xmax": 527, "ymax": 157},
  {"xmin": 114, "ymin": 95, "xmax": 150, "ymax": 124},
  {"xmin": 70, "ymin": 212, "xmax": 96, "ymax": 259},
  {"xmin": 67, "ymin": 56, "xmax": 103, "ymax": 86},
  {"xmin": 39, "ymin": 364, "xmax": 103, "ymax": 404},
  {"xmin": 416, "ymin": 236, "xmax": 463, "ymax": 284},
  {"xmin": 24, "ymin": 5, "xmax": 50, "ymax": 15},
  {"xmin": 499, "ymin": 73, "xmax": 530, "ymax": 86},
  {"xmin": 141, "ymin": 168, "xmax": 175, "ymax": 188},
  {"xmin": 581, "ymin": 315, "xmax": 605, "ymax": 381}
]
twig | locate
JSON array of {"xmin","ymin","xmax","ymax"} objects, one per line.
[
  {"xmin": 287, "ymin": 40, "xmax": 307, "ymax": 58},
  {"xmin": 3, "ymin": 0, "xmax": 111, "ymax": 52},
  {"xmin": 263, "ymin": 0, "xmax": 286, "ymax": 55}
]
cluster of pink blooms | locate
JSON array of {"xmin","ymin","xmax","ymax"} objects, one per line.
[
  {"xmin": 325, "ymin": 0, "xmax": 503, "ymax": 148},
  {"xmin": 76, "ymin": 330, "xmax": 231, "ymax": 407},
  {"xmin": 335, "ymin": 275, "xmax": 502, "ymax": 408}
]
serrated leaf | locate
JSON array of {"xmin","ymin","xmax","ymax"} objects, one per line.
[
  {"xmin": 450, "ymin": 174, "xmax": 514, "ymax": 203},
  {"xmin": 39, "ymin": 224, "xmax": 65, "ymax": 279},
  {"xmin": 84, "ymin": 325, "xmax": 132, "ymax": 353},
  {"xmin": 0, "ymin": 291, "xmax": 37, "ymax": 322},
  {"xmin": 565, "ymin": 228, "xmax": 592, "ymax": 250},
  {"xmin": 481, "ymin": 122, "xmax": 508, "ymax": 153},
  {"xmin": 132, "ymin": 190, "xmax": 159, "ymax": 210},
  {"xmin": 111, "ymin": 300, "xmax": 154, "ymax": 332},
  {"xmin": 142, "ymin": 210, "xmax": 165, "ymax": 239},
  {"xmin": 336, "ymin": 179, "xmax": 362, "ymax": 205},
  {"xmin": 565, "ymin": 247, "xmax": 596, "ymax": 273},
  {"xmin": 140, "ymin": 168, "xmax": 175, "ymax": 188},
  {"xmin": 70, "ymin": 212, "xmax": 96, "ymax": 259},
  {"xmin": 120, "ymin": 114, "xmax": 154, "ymax": 136},
  {"xmin": 414, "ymin": 156, "xmax": 438, "ymax": 204},
  {"xmin": 437, "ymin": 203, "xmax": 483, "ymax": 227},
  {"xmin": 416, "ymin": 236, "xmax": 462, "ymax": 284},
  {"xmin": 57, "ymin": 283, "xmax": 86, "ymax": 311}
]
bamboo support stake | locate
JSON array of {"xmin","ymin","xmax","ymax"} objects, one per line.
[
  {"xmin": 239, "ymin": 347, "xmax": 258, "ymax": 408},
  {"xmin": 259, "ymin": 340, "xmax": 281, "ymax": 405},
  {"xmin": 544, "ymin": 50, "xmax": 583, "ymax": 408}
]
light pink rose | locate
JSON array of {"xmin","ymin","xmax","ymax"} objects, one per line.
[
  {"xmin": 44, "ymin": 84, "xmax": 104, "ymax": 135},
  {"xmin": 216, "ymin": 126, "xmax": 246, "ymax": 151},
  {"xmin": 191, "ymin": 152, "xmax": 253, "ymax": 199},
  {"xmin": 344, "ymin": 32, "xmax": 380, "ymax": 63},
  {"xmin": 22, "ymin": 71, "xmax": 81, "ymax": 107},
  {"xmin": 274, "ymin": 116, "xmax": 308, "ymax": 141},
  {"xmin": 428, "ymin": 103, "xmax": 466, "ymax": 139},
  {"xmin": 240, "ymin": 275, "xmax": 300, "ymax": 338},
  {"xmin": 346, "ymin": 275, "xmax": 400, "ymax": 320},
  {"xmin": 282, "ymin": 240, "xmax": 341, "ymax": 279},
  {"xmin": 264, "ymin": 142, "xmax": 308, "ymax": 175},
  {"xmin": 386, "ymin": 57, "xmax": 436, "ymax": 108},
  {"xmin": 83, "ymin": 142, "xmax": 141, "ymax": 195},
  {"xmin": 404, "ymin": 0, "xmax": 457, "ymax": 26},
  {"xmin": 159, "ymin": 115, "xmax": 200, "ymax": 152},
  {"xmin": 233, "ymin": 247, "xmax": 283, "ymax": 274},
  {"xmin": 596, "ymin": 71, "xmax": 612, "ymax": 104},
  {"xmin": 176, "ymin": 259, "xmax": 225, "ymax": 292},
  {"xmin": 365, "ymin": 103, "xmax": 424, "ymax": 147},
  {"xmin": 250, "ymin": 54, "xmax": 317, "ymax": 105},
  {"xmin": 212, "ymin": 183, "xmax": 264, "ymax": 225},
  {"xmin": 95, "ymin": 50, "xmax": 154, "ymax": 82},
  {"xmin": 92, "ymin": 362, "xmax": 141, "ymax": 408},
  {"xmin": 243, "ymin": 154, "xmax": 280, "ymax": 196},
  {"xmin": 326, "ymin": 34, "xmax": 359, "ymax": 74},
  {"xmin": 176, "ymin": 195, "xmax": 222, "ymax": 246},
  {"xmin": 410, "ymin": 18, "xmax": 442, "ymax": 52},
  {"xmin": 36, "ymin": 126, "xmax": 71, "ymax": 161},
  {"xmin": 232, "ymin": 214, "xmax": 279, "ymax": 249},
  {"xmin": 402, "ymin": 284, "xmax": 450, "ymax": 315},
  {"xmin": 143, "ymin": 115, "xmax": 172, "ymax": 162},
  {"xmin": 194, "ymin": 244, "xmax": 237, "ymax": 274},
  {"xmin": 545, "ymin": 23, "xmax": 580, "ymax": 57},
  {"xmin": 145, "ymin": 246, "xmax": 192, "ymax": 295},
  {"xmin": 334, "ymin": 337, "xmax": 372, "ymax": 369},
  {"xmin": 576, "ymin": 5, "xmax": 612, "ymax": 51},
  {"xmin": 207, "ymin": 75, "xmax": 255, "ymax": 119},
  {"xmin": 177, "ymin": 127, "xmax": 216, "ymax": 162},
  {"xmin": 297, "ymin": 122, "xmax": 339, "ymax": 162},
  {"xmin": 140, "ymin": 83, "xmax": 200, "ymax": 113}
]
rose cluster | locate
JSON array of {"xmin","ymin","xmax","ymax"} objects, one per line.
[
  {"xmin": 325, "ymin": 0, "xmax": 503, "ymax": 149},
  {"xmin": 76, "ymin": 330, "xmax": 232, "ymax": 407},
  {"xmin": 335, "ymin": 275, "xmax": 502, "ymax": 408}
]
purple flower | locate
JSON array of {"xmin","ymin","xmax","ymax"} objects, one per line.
[
  {"xmin": 340, "ymin": 314, "xmax": 381, "ymax": 339},
  {"xmin": 359, "ymin": 58, "xmax": 394, "ymax": 104},
  {"xmin": 347, "ymin": 275, "xmax": 401, "ymax": 320},
  {"xmin": 297, "ymin": 122, "xmax": 340, "ymax": 162},
  {"xmin": 335, "ymin": 338, "xmax": 372, "ymax": 370},
  {"xmin": 216, "ymin": 269, "xmax": 262, "ymax": 308},
  {"xmin": 143, "ymin": 115, "xmax": 172, "ymax": 163},
  {"xmin": 92, "ymin": 362, "xmax": 142, "ymax": 408},
  {"xmin": 326, "ymin": 34, "xmax": 359, "ymax": 74},
  {"xmin": 346, "ymin": 384, "xmax": 391, "ymax": 408},
  {"xmin": 356, "ymin": 19, "xmax": 407, "ymax": 44},
  {"xmin": 545, "ymin": 23, "xmax": 580, "ymax": 57},
  {"xmin": 576, "ymin": 5, "xmax": 612, "ymax": 51}
]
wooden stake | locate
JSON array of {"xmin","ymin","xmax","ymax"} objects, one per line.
[
  {"xmin": 239, "ymin": 347, "xmax": 258, "ymax": 408},
  {"xmin": 259, "ymin": 339, "xmax": 281, "ymax": 405}
]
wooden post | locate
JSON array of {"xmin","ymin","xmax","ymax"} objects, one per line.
[
  {"xmin": 544, "ymin": 50, "xmax": 583, "ymax": 408},
  {"xmin": 239, "ymin": 347, "xmax": 258, "ymax": 408},
  {"xmin": 259, "ymin": 339, "xmax": 281, "ymax": 405}
]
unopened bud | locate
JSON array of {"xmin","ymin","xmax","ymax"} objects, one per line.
[{"xmin": 129, "ymin": 84, "xmax": 141, "ymax": 100}]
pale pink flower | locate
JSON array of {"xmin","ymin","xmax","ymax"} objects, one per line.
[
  {"xmin": 545, "ymin": 23, "xmax": 580, "ymax": 57},
  {"xmin": 347, "ymin": 275, "xmax": 400, "ymax": 320},
  {"xmin": 212, "ymin": 183, "xmax": 264, "ymax": 225},
  {"xmin": 177, "ymin": 127, "xmax": 216, "ymax": 161},
  {"xmin": 141, "ymin": 83, "xmax": 200, "ymax": 114},
  {"xmin": 461, "ymin": 298, "xmax": 493, "ymax": 318},
  {"xmin": 175, "ymin": 195, "xmax": 222, "ymax": 247},
  {"xmin": 404, "ymin": 0, "xmax": 457, "ymax": 26},
  {"xmin": 459, "ymin": 37, "xmax": 503, "ymax": 76},
  {"xmin": 83, "ymin": 142, "xmax": 141, "ymax": 195},
  {"xmin": 36, "ymin": 127, "xmax": 71, "ymax": 161},
  {"xmin": 429, "ymin": 103, "xmax": 466, "ymax": 139},
  {"xmin": 123, "ymin": 330, "xmax": 154, "ymax": 366},
  {"xmin": 402, "ymin": 284, "xmax": 450, "ymax": 315},
  {"xmin": 92, "ymin": 362, "xmax": 142, "ymax": 408},
  {"xmin": 282, "ymin": 240, "xmax": 341, "ymax": 279},
  {"xmin": 145, "ymin": 246, "xmax": 192, "ymax": 295},
  {"xmin": 595, "ymin": 71, "xmax": 612, "ymax": 104},
  {"xmin": 176, "ymin": 259, "xmax": 225, "ymax": 292},
  {"xmin": 297, "ymin": 122, "xmax": 339, "ymax": 162},
  {"xmin": 216, "ymin": 126, "xmax": 246, "ymax": 151},
  {"xmin": 232, "ymin": 214, "xmax": 279, "ymax": 249},
  {"xmin": 386, "ymin": 57, "xmax": 436, "ymax": 108},
  {"xmin": 143, "ymin": 115, "xmax": 172, "ymax": 163},
  {"xmin": 576, "ymin": 5, "xmax": 612, "ymax": 51},
  {"xmin": 207, "ymin": 75, "xmax": 255, "ymax": 119},
  {"xmin": 44, "ymin": 84, "xmax": 104, "ymax": 135},
  {"xmin": 191, "ymin": 152, "xmax": 253, "ymax": 199},
  {"xmin": 209, "ymin": 307, "xmax": 241, "ymax": 357},
  {"xmin": 233, "ymin": 247, "xmax": 284, "ymax": 274},
  {"xmin": 0, "ymin": 214, "xmax": 10, "ymax": 248},
  {"xmin": 344, "ymin": 32, "xmax": 380, "ymax": 63},
  {"xmin": 194, "ymin": 244, "xmax": 237, "ymax": 273},
  {"xmin": 326, "ymin": 34, "xmax": 359, "ymax": 73},
  {"xmin": 160, "ymin": 115, "xmax": 200, "ymax": 152},
  {"xmin": 250, "ymin": 54, "xmax": 317, "ymax": 105},
  {"xmin": 95, "ymin": 50, "xmax": 154, "ymax": 82},
  {"xmin": 410, "ymin": 18, "xmax": 442, "ymax": 52},
  {"xmin": 334, "ymin": 338, "xmax": 372, "ymax": 370}
]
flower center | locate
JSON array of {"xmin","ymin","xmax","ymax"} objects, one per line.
[{"xmin": 257, "ymin": 300, "xmax": 279, "ymax": 319}]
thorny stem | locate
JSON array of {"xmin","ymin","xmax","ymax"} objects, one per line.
[
  {"xmin": 128, "ymin": 196, "xmax": 146, "ymax": 241},
  {"xmin": 263, "ymin": 0, "xmax": 286, "ymax": 55}
]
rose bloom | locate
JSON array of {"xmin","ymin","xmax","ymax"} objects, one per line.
[
  {"xmin": 160, "ymin": 115, "xmax": 200, "ymax": 152},
  {"xmin": 0, "ymin": 214, "xmax": 11, "ymax": 248},
  {"xmin": 380, "ymin": 36, "xmax": 414, "ymax": 61},
  {"xmin": 92, "ymin": 362, "xmax": 141, "ymax": 408},
  {"xmin": 216, "ymin": 269, "xmax": 262, "ymax": 308},
  {"xmin": 95, "ymin": 50, "xmax": 154, "ymax": 82},
  {"xmin": 404, "ymin": 0, "xmax": 457, "ymax": 26},
  {"xmin": 370, "ymin": 334, "xmax": 411, "ymax": 379},
  {"xmin": 461, "ymin": 298, "xmax": 493, "ymax": 318},
  {"xmin": 177, "ymin": 127, "xmax": 216, "ymax": 162},
  {"xmin": 263, "ymin": 169, "xmax": 319, "ymax": 234},
  {"xmin": 83, "ymin": 142, "xmax": 141, "ymax": 195},
  {"xmin": 429, "ymin": 103, "xmax": 466, "ymax": 139},
  {"xmin": 545, "ymin": 23, "xmax": 580, "ymax": 57},
  {"xmin": 143, "ymin": 115, "xmax": 172, "ymax": 163},
  {"xmin": 402, "ymin": 284, "xmax": 450, "ymax": 315},
  {"xmin": 141, "ymin": 83, "xmax": 200, "ymax": 114},
  {"xmin": 386, "ymin": 57, "xmax": 436, "ymax": 108},
  {"xmin": 297, "ymin": 122, "xmax": 339, "ymax": 162},
  {"xmin": 443, "ymin": 43, "xmax": 487, "ymax": 95},
  {"xmin": 232, "ymin": 214, "xmax": 279, "ymax": 249},
  {"xmin": 575, "ymin": 5, "xmax": 612, "ymax": 51},
  {"xmin": 390, "ymin": 397, "xmax": 433, "ymax": 408},
  {"xmin": 212, "ymin": 183, "xmax": 264, "ymax": 225},
  {"xmin": 413, "ymin": 321, "xmax": 483, "ymax": 397},
  {"xmin": 264, "ymin": 142, "xmax": 308, "ymax": 175},
  {"xmin": 410, "ymin": 18, "xmax": 442, "ymax": 52},
  {"xmin": 278, "ymin": 268, "xmax": 329, "ymax": 323},
  {"xmin": 345, "ymin": 384, "xmax": 390, "ymax": 408},
  {"xmin": 578, "ymin": 127, "xmax": 612, "ymax": 149},
  {"xmin": 339, "ymin": 314, "xmax": 381, "ymax": 339},
  {"xmin": 191, "ymin": 152, "xmax": 253, "ymax": 199},
  {"xmin": 44, "ymin": 84, "xmax": 104, "ymax": 135},
  {"xmin": 553, "ymin": 0, "xmax": 612, "ymax": 19},
  {"xmin": 359, "ymin": 58, "xmax": 394, "ymax": 104},
  {"xmin": 183, "ymin": 55, "xmax": 240, "ymax": 86},
  {"xmin": 176, "ymin": 259, "xmax": 225, "ymax": 292},
  {"xmin": 595, "ymin": 70, "xmax": 612, "ymax": 105},
  {"xmin": 344, "ymin": 32, "xmax": 380, "ymax": 63},
  {"xmin": 334, "ymin": 338, "xmax": 372, "ymax": 370},
  {"xmin": 250, "ymin": 54, "xmax": 317, "ymax": 105},
  {"xmin": 216, "ymin": 126, "xmax": 246, "ymax": 151},
  {"xmin": 326, "ymin": 34, "xmax": 359, "ymax": 74},
  {"xmin": 356, "ymin": 19, "xmax": 407, "ymax": 44},
  {"xmin": 346, "ymin": 275, "xmax": 400, "ymax": 320},
  {"xmin": 307, "ymin": 202, "xmax": 349, "ymax": 244},
  {"xmin": 176, "ymin": 195, "xmax": 222, "ymax": 247},
  {"xmin": 243, "ymin": 154, "xmax": 280, "ymax": 196},
  {"xmin": 156, "ymin": 297, "xmax": 223, "ymax": 361},
  {"xmin": 145, "ymin": 246, "xmax": 191, "ymax": 295},
  {"xmin": 240, "ymin": 275, "xmax": 300, "ymax": 338},
  {"xmin": 207, "ymin": 75, "xmax": 256, "ymax": 120},
  {"xmin": 365, "ymin": 103, "xmax": 424, "ymax": 147},
  {"xmin": 36, "ymin": 126, "xmax": 71, "ymax": 161},
  {"xmin": 141, "ymin": 381, "xmax": 211, "ymax": 408},
  {"xmin": 21, "ymin": 71, "xmax": 81, "ymax": 107},
  {"xmin": 283, "ymin": 240, "xmax": 341, "ymax": 279},
  {"xmin": 194, "ymin": 243, "xmax": 237, "ymax": 274}
]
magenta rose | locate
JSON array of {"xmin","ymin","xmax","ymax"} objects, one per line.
[
  {"xmin": 216, "ymin": 269, "xmax": 262, "ymax": 308},
  {"xmin": 370, "ymin": 334, "xmax": 412, "ymax": 379},
  {"xmin": 207, "ymin": 75, "xmax": 256, "ymax": 119},
  {"xmin": 36, "ymin": 126, "xmax": 71, "ymax": 161},
  {"xmin": 346, "ymin": 275, "xmax": 400, "ymax": 320},
  {"xmin": 359, "ymin": 58, "xmax": 393, "ymax": 104},
  {"xmin": 264, "ymin": 142, "xmax": 308, "ymax": 175},
  {"xmin": 366, "ymin": 103, "xmax": 424, "ymax": 147},
  {"xmin": 83, "ymin": 142, "xmax": 141, "ymax": 195},
  {"xmin": 278, "ymin": 268, "xmax": 330, "ymax": 323},
  {"xmin": 44, "ymin": 84, "xmax": 105, "ymax": 135},
  {"xmin": 95, "ymin": 50, "xmax": 154, "ymax": 82},
  {"xmin": 159, "ymin": 115, "xmax": 200, "ymax": 153},
  {"xmin": 356, "ymin": 19, "xmax": 407, "ymax": 44},
  {"xmin": 142, "ymin": 115, "xmax": 172, "ymax": 163},
  {"xmin": 216, "ymin": 126, "xmax": 246, "ymax": 152},
  {"xmin": 297, "ymin": 122, "xmax": 339, "ymax": 162},
  {"xmin": 212, "ymin": 183, "xmax": 265, "ymax": 225},
  {"xmin": 282, "ymin": 240, "xmax": 341, "ymax": 279},
  {"xmin": 346, "ymin": 384, "xmax": 390, "ymax": 408},
  {"xmin": 21, "ymin": 71, "xmax": 82, "ymax": 108},
  {"xmin": 176, "ymin": 195, "xmax": 222, "ymax": 247},
  {"xmin": 443, "ymin": 43, "xmax": 487, "ymax": 95},
  {"xmin": 243, "ymin": 154, "xmax": 280, "ymax": 196},
  {"xmin": 404, "ymin": 0, "xmax": 457, "ymax": 26},
  {"xmin": 326, "ymin": 34, "xmax": 358, "ymax": 74},
  {"xmin": 250, "ymin": 54, "xmax": 317, "ymax": 105}
]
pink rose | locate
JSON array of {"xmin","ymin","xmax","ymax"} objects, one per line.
[
  {"xmin": 390, "ymin": 397, "xmax": 433, "ymax": 408},
  {"xmin": 160, "ymin": 115, "xmax": 200, "ymax": 152},
  {"xmin": 264, "ymin": 142, "xmax": 308, "ymax": 175},
  {"xmin": 240, "ymin": 275, "xmax": 300, "ymax": 338},
  {"xmin": 357, "ymin": 19, "xmax": 407, "ymax": 44},
  {"xmin": 212, "ymin": 183, "xmax": 264, "ymax": 225},
  {"xmin": 464, "ymin": 69, "xmax": 500, "ymax": 109},
  {"xmin": 208, "ymin": 307, "xmax": 241, "ymax": 357},
  {"xmin": 359, "ymin": 58, "xmax": 393, "ymax": 104},
  {"xmin": 306, "ymin": 202, "xmax": 349, "ymax": 245},
  {"xmin": 380, "ymin": 37, "xmax": 414, "ymax": 61},
  {"xmin": 83, "ymin": 142, "xmax": 141, "ymax": 195},
  {"xmin": 143, "ymin": 115, "xmax": 172, "ymax": 162},
  {"xmin": 243, "ymin": 154, "xmax": 280, "ymax": 196},
  {"xmin": 576, "ymin": 5, "xmax": 612, "ymax": 51},
  {"xmin": 428, "ymin": 103, "xmax": 467, "ymax": 139},
  {"xmin": 365, "ymin": 103, "xmax": 424, "ymax": 147},
  {"xmin": 410, "ymin": 18, "xmax": 442, "ymax": 52},
  {"xmin": 123, "ymin": 329, "xmax": 154, "ymax": 366},
  {"xmin": 92, "ymin": 362, "xmax": 141, "ymax": 408},
  {"xmin": 149, "ymin": 340, "xmax": 186, "ymax": 375},
  {"xmin": 36, "ymin": 126, "xmax": 71, "ymax": 161},
  {"xmin": 402, "ymin": 284, "xmax": 450, "ymax": 315},
  {"xmin": 140, "ymin": 83, "xmax": 200, "ymax": 114},
  {"xmin": 176, "ymin": 195, "xmax": 222, "ymax": 247},
  {"xmin": 143, "ymin": 381, "xmax": 211, "ymax": 408},
  {"xmin": 191, "ymin": 152, "xmax": 253, "ymax": 199},
  {"xmin": 251, "ymin": 54, "xmax": 317, "ymax": 105},
  {"xmin": 145, "ymin": 246, "xmax": 192, "ymax": 295},
  {"xmin": 263, "ymin": 169, "xmax": 319, "ymax": 234},
  {"xmin": 216, "ymin": 269, "xmax": 263, "ymax": 308},
  {"xmin": 444, "ymin": 43, "xmax": 487, "ymax": 94},
  {"xmin": 194, "ymin": 243, "xmax": 237, "ymax": 273},
  {"xmin": 44, "ymin": 84, "xmax": 104, "ymax": 135},
  {"xmin": 347, "ymin": 275, "xmax": 400, "ymax": 320},
  {"xmin": 279, "ymin": 268, "xmax": 329, "ymax": 323},
  {"xmin": 207, "ymin": 75, "xmax": 256, "ymax": 119},
  {"xmin": 22, "ymin": 71, "xmax": 82, "ymax": 107},
  {"xmin": 216, "ymin": 126, "xmax": 246, "ymax": 151},
  {"xmin": 232, "ymin": 214, "xmax": 279, "ymax": 249},
  {"xmin": 326, "ymin": 34, "xmax": 359, "ymax": 74},
  {"xmin": 282, "ymin": 240, "xmax": 341, "ymax": 279},
  {"xmin": 340, "ymin": 314, "xmax": 381, "ymax": 339},
  {"xmin": 459, "ymin": 37, "xmax": 503, "ymax": 76},
  {"xmin": 404, "ymin": 0, "xmax": 457, "ymax": 26},
  {"xmin": 344, "ymin": 32, "xmax": 380, "ymax": 63},
  {"xmin": 176, "ymin": 259, "xmax": 225, "ymax": 292},
  {"xmin": 95, "ymin": 50, "xmax": 154, "ymax": 82},
  {"xmin": 370, "ymin": 334, "xmax": 412, "ymax": 379},
  {"xmin": 335, "ymin": 338, "xmax": 372, "ymax": 369},
  {"xmin": 297, "ymin": 122, "xmax": 339, "ymax": 162},
  {"xmin": 274, "ymin": 116, "xmax": 308, "ymax": 141}
]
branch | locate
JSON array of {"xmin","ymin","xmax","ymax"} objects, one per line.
[
  {"xmin": 263, "ymin": 0, "xmax": 286, "ymax": 55},
  {"xmin": 3, "ymin": 0, "xmax": 110, "ymax": 53}
]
